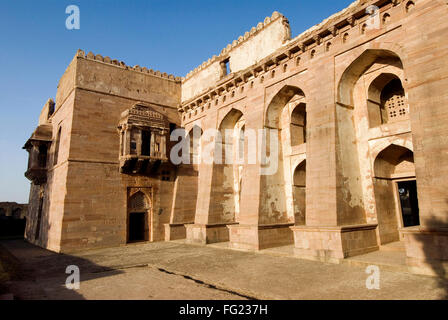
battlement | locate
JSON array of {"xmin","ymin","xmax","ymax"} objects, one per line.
[
  {"xmin": 183, "ymin": 11, "xmax": 289, "ymax": 82},
  {"xmin": 180, "ymin": 0, "xmax": 403, "ymax": 108},
  {"xmin": 181, "ymin": 11, "xmax": 291, "ymax": 102},
  {"xmin": 76, "ymin": 49, "xmax": 182, "ymax": 83}
]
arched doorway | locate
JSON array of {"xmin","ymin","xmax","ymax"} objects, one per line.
[
  {"xmin": 127, "ymin": 191, "xmax": 151, "ymax": 243},
  {"xmin": 373, "ymin": 144, "xmax": 419, "ymax": 244}
]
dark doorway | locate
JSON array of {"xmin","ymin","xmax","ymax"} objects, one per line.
[
  {"xmin": 0, "ymin": 216, "xmax": 26, "ymax": 240},
  {"xmin": 141, "ymin": 130, "xmax": 151, "ymax": 156},
  {"xmin": 397, "ymin": 180, "xmax": 420, "ymax": 227},
  {"xmin": 128, "ymin": 212, "xmax": 146, "ymax": 242}
]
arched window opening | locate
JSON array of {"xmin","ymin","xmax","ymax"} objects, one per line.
[
  {"xmin": 361, "ymin": 23, "xmax": 367, "ymax": 34},
  {"xmin": 380, "ymin": 78, "xmax": 407, "ymax": 123},
  {"xmin": 406, "ymin": 1, "xmax": 415, "ymax": 13},
  {"xmin": 290, "ymin": 103, "xmax": 307, "ymax": 146},
  {"xmin": 367, "ymin": 74, "xmax": 408, "ymax": 127}
]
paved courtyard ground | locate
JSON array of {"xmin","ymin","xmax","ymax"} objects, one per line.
[{"xmin": 0, "ymin": 239, "xmax": 447, "ymax": 300}]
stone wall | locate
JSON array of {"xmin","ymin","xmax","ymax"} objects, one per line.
[
  {"xmin": 178, "ymin": 0, "xmax": 448, "ymax": 273},
  {"xmin": 23, "ymin": 0, "xmax": 448, "ymax": 277},
  {"xmin": 25, "ymin": 52, "xmax": 182, "ymax": 252}
]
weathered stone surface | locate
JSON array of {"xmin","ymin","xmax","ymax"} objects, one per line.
[{"xmin": 23, "ymin": 0, "xmax": 448, "ymax": 279}]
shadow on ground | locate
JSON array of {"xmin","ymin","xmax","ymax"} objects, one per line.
[
  {"xmin": 0, "ymin": 240, "xmax": 123, "ymax": 300},
  {"xmin": 416, "ymin": 213, "xmax": 448, "ymax": 299}
]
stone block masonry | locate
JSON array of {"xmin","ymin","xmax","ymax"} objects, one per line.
[{"xmin": 23, "ymin": 0, "xmax": 448, "ymax": 278}]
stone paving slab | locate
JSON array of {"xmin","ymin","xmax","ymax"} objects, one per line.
[{"xmin": 1, "ymin": 240, "xmax": 447, "ymax": 300}]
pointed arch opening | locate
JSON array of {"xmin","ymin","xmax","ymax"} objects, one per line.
[
  {"xmin": 290, "ymin": 102, "xmax": 307, "ymax": 146},
  {"xmin": 373, "ymin": 144, "xmax": 419, "ymax": 244},
  {"xmin": 338, "ymin": 49, "xmax": 403, "ymax": 107},
  {"xmin": 367, "ymin": 73, "xmax": 408, "ymax": 127},
  {"xmin": 209, "ymin": 108, "xmax": 245, "ymax": 225},
  {"xmin": 335, "ymin": 49, "xmax": 406, "ymax": 225},
  {"xmin": 261, "ymin": 85, "xmax": 305, "ymax": 225},
  {"xmin": 127, "ymin": 191, "xmax": 151, "ymax": 243}
]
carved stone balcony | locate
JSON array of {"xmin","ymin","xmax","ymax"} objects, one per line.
[
  {"xmin": 118, "ymin": 103, "xmax": 170, "ymax": 175},
  {"xmin": 23, "ymin": 124, "xmax": 52, "ymax": 185}
]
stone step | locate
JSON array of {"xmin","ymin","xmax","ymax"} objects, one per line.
[
  {"xmin": 343, "ymin": 250, "xmax": 409, "ymax": 274},
  {"xmin": 379, "ymin": 241, "xmax": 406, "ymax": 252}
]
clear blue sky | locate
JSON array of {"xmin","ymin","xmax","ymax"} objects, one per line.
[{"xmin": 0, "ymin": 0, "xmax": 354, "ymax": 203}]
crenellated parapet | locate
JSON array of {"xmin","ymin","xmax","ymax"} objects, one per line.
[
  {"xmin": 183, "ymin": 11, "xmax": 289, "ymax": 82},
  {"xmin": 179, "ymin": 0, "xmax": 407, "ymax": 116},
  {"xmin": 76, "ymin": 49, "xmax": 182, "ymax": 83}
]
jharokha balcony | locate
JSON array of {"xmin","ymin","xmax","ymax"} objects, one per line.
[
  {"xmin": 118, "ymin": 103, "xmax": 170, "ymax": 174},
  {"xmin": 23, "ymin": 124, "xmax": 52, "ymax": 185}
]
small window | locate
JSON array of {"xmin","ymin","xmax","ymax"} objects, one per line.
[
  {"xmin": 38, "ymin": 145, "xmax": 48, "ymax": 168},
  {"xmin": 406, "ymin": 1, "xmax": 415, "ymax": 13},
  {"xmin": 169, "ymin": 123, "xmax": 176, "ymax": 134},
  {"xmin": 141, "ymin": 130, "xmax": 151, "ymax": 156},
  {"xmin": 48, "ymin": 101, "xmax": 55, "ymax": 119},
  {"xmin": 221, "ymin": 58, "xmax": 231, "ymax": 77},
  {"xmin": 361, "ymin": 23, "xmax": 367, "ymax": 34},
  {"xmin": 161, "ymin": 170, "xmax": 170, "ymax": 181}
]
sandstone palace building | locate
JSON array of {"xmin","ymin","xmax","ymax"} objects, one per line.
[{"xmin": 23, "ymin": 0, "xmax": 448, "ymax": 277}]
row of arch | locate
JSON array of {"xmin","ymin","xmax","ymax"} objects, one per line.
[{"xmin": 184, "ymin": 47, "xmax": 418, "ymax": 246}]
